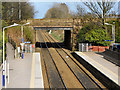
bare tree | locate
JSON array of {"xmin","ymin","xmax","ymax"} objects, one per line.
[
  {"xmin": 76, "ymin": 5, "xmax": 86, "ymax": 17},
  {"xmin": 83, "ymin": 1, "xmax": 116, "ymax": 25},
  {"xmin": 2, "ymin": 2, "xmax": 35, "ymax": 24}
]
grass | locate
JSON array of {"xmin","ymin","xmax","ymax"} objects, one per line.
[{"xmin": 51, "ymin": 30, "xmax": 64, "ymax": 42}]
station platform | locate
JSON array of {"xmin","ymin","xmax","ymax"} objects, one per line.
[
  {"xmin": 0, "ymin": 42, "xmax": 44, "ymax": 88},
  {"xmin": 75, "ymin": 52, "xmax": 120, "ymax": 87}
]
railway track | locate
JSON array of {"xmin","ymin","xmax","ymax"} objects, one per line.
[
  {"xmin": 37, "ymin": 31, "xmax": 66, "ymax": 88},
  {"xmin": 36, "ymin": 30, "xmax": 106, "ymax": 89}
]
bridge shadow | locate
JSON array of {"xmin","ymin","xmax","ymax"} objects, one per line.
[{"xmin": 35, "ymin": 42, "xmax": 67, "ymax": 49}]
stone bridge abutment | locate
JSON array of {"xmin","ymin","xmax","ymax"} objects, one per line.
[{"xmin": 64, "ymin": 30, "xmax": 72, "ymax": 50}]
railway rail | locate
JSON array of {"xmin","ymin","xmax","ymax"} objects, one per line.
[{"xmin": 36, "ymin": 30, "xmax": 106, "ymax": 89}]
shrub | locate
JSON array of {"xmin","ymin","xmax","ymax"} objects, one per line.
[
  {"xmin": 85, "ymin": 28, "xmax": 111, "ymax": 46},
  {"xmin": 78, "ymin": 22, "xmax": 111, "ymax": 46}
]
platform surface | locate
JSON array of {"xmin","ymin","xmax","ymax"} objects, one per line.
[{"xmin": 75, "ymin": 51, "xmax": 120, "ymax": 86}]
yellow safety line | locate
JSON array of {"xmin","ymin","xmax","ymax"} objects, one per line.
[
  {"xmin": 79, "ymin": 52, "xmax": 118, "ymax": 78},
  {"xmin": 30, "ymin": 53, "xmax": 35, "ymax": 88}
]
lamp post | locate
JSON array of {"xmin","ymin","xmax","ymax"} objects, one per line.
[
  {"xmin": 105, "ymin": 22, "xmax": 115, "ymax": 43},
  {"xmin": 20, "ymin": 22, "xmax": 30, "ymax": 59},
  {"xmin": 2, "ymin": 23, "xmax": 19, "ymax": 88},
  {"xmin": 105, "ymin": 22, "xmax": 115, "ymax": 51}
]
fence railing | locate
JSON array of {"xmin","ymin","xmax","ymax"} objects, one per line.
[{"xmin": 24, "ymin": 44, "xmax": 35, "ymax": 53}]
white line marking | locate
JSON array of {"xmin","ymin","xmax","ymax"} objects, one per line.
[{"xmin": 35, "ymin": 53, "xmax": 44, "ymax": 88}]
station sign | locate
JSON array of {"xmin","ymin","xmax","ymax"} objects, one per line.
[
  {"xmin": 21, "ymin": 38, "xmax": 23, "ymax": 42},
  {"xmin": 105, "ymin": 40, "xmax": 113, "ymax": 41},
  {"xmin": 24, "ymin": 42, "xmax": 31, "ymax": 44}
]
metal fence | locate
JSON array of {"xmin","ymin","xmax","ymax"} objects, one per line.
[
  {"xmin": 79, "ymin": 43, "xmax": 92, "ymax": 52},
  {"xmin": 15, "ymin": 44, "xmax": 35, "ymax": 58},
  {"xmin": 24, "ymin": 44, "xmax": 35, "ymax": 53}
]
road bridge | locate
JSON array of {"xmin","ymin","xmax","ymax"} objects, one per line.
[
  {"xmin": 34, "ymin": 26, "xmax": 73, "ymax": 50},
  {"xmin": 30, "ymin": 19, "xmax": 81, "ymax": 50}
]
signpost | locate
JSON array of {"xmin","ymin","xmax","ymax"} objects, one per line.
[
  {"xmin": 20, "ymin": 43, "xmax": 25, "ymax": 59},
  {"xmin": 20, "ymin": 22, "xmax": 30, "ymax": 59}
]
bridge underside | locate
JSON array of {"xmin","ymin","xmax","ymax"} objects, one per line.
[
  {"xmin": 34, "ymin": 26, "xmax": 73, "ymax": 50},
  {"xmin": 34, "ymin": 26, "xmax": 73, "ymax": 30}
]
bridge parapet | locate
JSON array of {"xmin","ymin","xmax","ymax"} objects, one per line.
[{"xmin": 31, "ymin": 18, "xmax": 74, "ymax": 27}]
